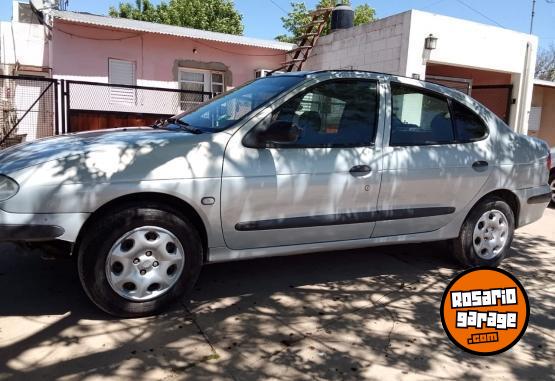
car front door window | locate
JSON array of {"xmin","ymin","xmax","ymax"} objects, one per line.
[{"xmin": 251, "ymin": 79, "xmax": 379, "ymax": 148}]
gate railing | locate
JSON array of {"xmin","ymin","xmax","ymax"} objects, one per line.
[
  {"xmin": 0, "ymin": 75, "xmax": 216, "ymax": 148},
  {"xmin": 61, "ymin": 80, "xmax": 215, "ymax": 134},
  {"xmin": 0, "ymin": 75, "xmax": 58, "ymax": 149}
]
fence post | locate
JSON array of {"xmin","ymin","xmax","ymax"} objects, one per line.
[
  {"xmin": 54, "ymin": 79, "xmax": 60, "ymax": 135},
  {"xmin": 60, "ymin": 79, "xmax": 66, "ymax": 134},
  {"xmin": 66, "ymin": 81, "xmax": 71, "ymax": 133}
]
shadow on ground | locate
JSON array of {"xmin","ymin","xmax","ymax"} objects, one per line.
[{"xmin": 0, "ymin": 229, "xmax": 553, "ymax": 380}]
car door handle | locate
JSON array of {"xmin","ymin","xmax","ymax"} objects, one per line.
[
  {"xmin": 349, "ymin": 165, "xmax": 372, "ymax": 177},
  {"xmin": 472, "ymin": 161, "xmax": 489, "ymax": 172}
]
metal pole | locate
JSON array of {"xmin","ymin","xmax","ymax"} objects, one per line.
[
  {"xmin": 66, "ymin": 81, "xmax": 71, "ymax": 133},
  {"xmin": 60, "ymin": 79, "xmax": 66, "ymax": 134},
  {"xmin": 54, "ymin": 79, "xmax": 59, "ymax": 135},
  {"xmin": 530, "ymin": 0, "xmax": 536, "ymax": 34}
]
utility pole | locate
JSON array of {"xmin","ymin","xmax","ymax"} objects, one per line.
[{"xmin": 530, "ymin": 0, "xmax": 536, "ymax": 34}]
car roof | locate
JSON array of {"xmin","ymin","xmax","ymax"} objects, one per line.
[
  {"xmin": 271, "ymin": 69, "xmax": 468, "ymax": 100},
  {"xmin": 269, "ymin": 70, "xmax": 495, "ymax": 123},
  {"xmin": 272, "ymin": 70, "xmax": 456, "ymax": 90}
]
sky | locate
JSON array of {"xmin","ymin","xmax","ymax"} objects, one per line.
[{"xmin": 1, "ymin": 0, "xmax": 554, "ymax": 48}]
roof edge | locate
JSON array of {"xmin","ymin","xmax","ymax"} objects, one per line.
[
  {"xmin": 51, "ymin": 10, "xmax": 294, "ymax": 51},
  {"xmin": 534, "ymin": 78, "xmax": 555, "ymax": 88}
]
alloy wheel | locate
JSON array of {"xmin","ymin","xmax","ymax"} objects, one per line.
[
  {"xmin": 472, "ymin": 210, "xmax": 509, "ymax": 260},
  {"xmin": 105, "ymin": 226, "xmax": 185, "ymax": 301}
]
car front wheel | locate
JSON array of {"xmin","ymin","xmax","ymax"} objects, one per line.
[
  {"xmin": 549, "ymin": 173, "xmax": 555, "ymax": 206},
  {"xmin": 452, "ymin": 196, "xmax": 515, "ymax": 268},
  {"xmin": 77, "ymin": 204, "xmax": 203, "ymax": 318}
]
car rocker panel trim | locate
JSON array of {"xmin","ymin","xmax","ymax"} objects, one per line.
[
  {"xmin": 0, "ymin": 224, "xmax": 65, "ymax": 241},
  {"xmin": 527, "ymin": 192, "xmax": 552, "ymax": 204},
  {"xmin": 235, "ymin": 207, "xmax": 456, "ymax": 231}
]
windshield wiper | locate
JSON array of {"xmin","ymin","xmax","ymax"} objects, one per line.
[{"xmin": 151, "ymin": 117, "xmax": 203, "ymax": 134}]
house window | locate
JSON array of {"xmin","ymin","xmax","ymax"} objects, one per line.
[
  {"xmin": 108, "ymin": 59, "xmax": 136, "ymax": 105},
  {"xmin": 178, "ymin": 68, "xmax": 225, "ymax": 111}
]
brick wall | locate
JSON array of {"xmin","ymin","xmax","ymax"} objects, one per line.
[{"xmin": 304, "ymin": 12, "xmax": 410, "ymax": 75}]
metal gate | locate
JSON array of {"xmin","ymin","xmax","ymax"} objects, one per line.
[
  {"xmin": 0, "ymin": 75, "xmax": 215, "ymax": 149},
  {"xmin": 427, "ymin": 75, "xmax": 473, "ymax": 94},
  {"xmin": 0, "ymin": 75, "xmax": 58, "ymax": 149},
  {"xmin": 427, "ymin": 75, "xmax": 513, "ymax": 124},
  {"xmin": 472, "ymin": 85, "xmax": 513, "ymax": 124},
  {"xmin": 61, "ymin": 80, "xmax": 214, "ymax": 134}
]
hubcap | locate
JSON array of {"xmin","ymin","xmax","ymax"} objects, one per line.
[
  {"xmin": 472, "ymin": 210, "xmax": 509, "ymax": 260},
  {"xmin": 105, "ymin": 226, "xmax": 185, "ymax": 301},
  {"xmin": 550, "ymin": 178, "xmax": 555, "ymax": 203}
]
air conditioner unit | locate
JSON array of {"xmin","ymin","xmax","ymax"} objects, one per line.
[
  {"xmin": 255, "ymin": 69, "xmax": 284, "ymax": 78},
  {"xmin": 30, "ymin": 0, "xmax": 67, "ymax": 11}
]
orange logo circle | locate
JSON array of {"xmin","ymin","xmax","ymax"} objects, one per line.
[{"xmin": 440, "ymin": 267, "xmax": 529, "ymax": 356}]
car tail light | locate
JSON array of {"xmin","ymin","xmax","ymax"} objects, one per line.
[{"xmin": 548, "ymin": 151, "xmax": 552, "ymax": 172}]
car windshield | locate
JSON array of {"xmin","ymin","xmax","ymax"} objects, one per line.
[{"xmin": 175, "ymin": 75, "xmax": 306, "ymax": 132}]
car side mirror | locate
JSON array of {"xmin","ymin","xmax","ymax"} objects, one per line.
[
  {"xmin": 243, "ymin": 120, "xmax": 301, "ymax": 148},
  {"xmin": 264, "ymin": 121, "xmax": 301, "ymax": 144}
]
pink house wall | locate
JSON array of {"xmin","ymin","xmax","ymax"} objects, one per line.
[{"xmin": 52, "ymin": 20, "xmax": 287, "ymax": 88}]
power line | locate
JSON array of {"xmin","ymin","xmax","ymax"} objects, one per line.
[
  {"xmin": 531, "ymin": 0, "xmax": 536, "ymax": 33},
  {"xmin": 531, "ymin": 0, "xmax": 555, "ymax": 35},
  {"xmin": 421, "ymin": 0, "xmax": 449, "ymax": 11},
  {"xmin": 268, "ymin": 0, "xmax": 289, "ymax": 14},
  {"xmin": 454, "ymin": 0, "xmax": 504, "ymax": 28},
  {"xmin": 58, "ymin": 27, "xmax": 288, "ymax": 56},
  {"xmin": 57, "ymin": 27, "xmax": 142, "ymax": 41},
  {"xmin": 190, "ymin": 38, "xmax": 288, "ymax": 56}
]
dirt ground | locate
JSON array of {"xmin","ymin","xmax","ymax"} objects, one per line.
[{"xmin": 0, "ymin": 209, "xmax": 553, "ymax": 381}]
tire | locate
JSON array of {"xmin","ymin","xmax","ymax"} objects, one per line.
[
  {"xmin": 549, "ymin": 173, "xmax": 555, "ymax": 207},
  {"xmin": 452, "ymin": 196, "xmax": 515, "ymax": 268},
  {"xmin": 77, "ymin": 203, "xmax": 203, "ymax": 318}
]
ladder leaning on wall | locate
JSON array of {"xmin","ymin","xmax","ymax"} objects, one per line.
[{"xmin": 271, "ymin": 7, "xmax": 333, "ymax": 73}]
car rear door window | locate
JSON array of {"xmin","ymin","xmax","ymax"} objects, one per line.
[
  {"xmin": 451, "ymin": 100, "xmax": 488, "ymax": 142},
  {"xmin": 264, "ymin": 79, "xmax": 379, "ymax": 148},
  {"xmin": 390, "ymin": 83, "xmax": 454, "ymax": 146}
]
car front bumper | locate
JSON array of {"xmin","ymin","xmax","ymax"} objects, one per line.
[
  {"xmin": 515, "ymin": 184, "xmax": 551, "ymax": 228},
  {"xmin": 0, "ymin": 209, "xmax": 89, "ymax": 242}
]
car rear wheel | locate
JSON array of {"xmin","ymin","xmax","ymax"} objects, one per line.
[
  {"xmin": 77, "ymin": 204, "xmax": 203, "ymax": 318},
  {"xmin": 452, "ymin": 196, "xmax": 515, "ymax": 268}
]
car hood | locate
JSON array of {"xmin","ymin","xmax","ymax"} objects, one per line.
[{"xmin": 0, "ymin": 127, "xmax": 202, "ymax": 175}]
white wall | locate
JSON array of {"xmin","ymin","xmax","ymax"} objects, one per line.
[
  {"xmin": 305, "ymin": 9, "xmax": 538, "ymax": 134},
  {"xmin": 0, "ymin": 21, "xmax": 48, "ymax": 69},
  {"xmin": 1, "ymin": 16, "xmax": 52, "ymax": 142},
  {"xmin": 406, "ymin": 10, "xmax": 537, "ymax": 133},
  {"xmin": 304, "ymin": 12, "xmax": 411, "ymax": 74},
  {"xmin": 406, "ymin": 10, "xmax": 537, "ymax": 77}
]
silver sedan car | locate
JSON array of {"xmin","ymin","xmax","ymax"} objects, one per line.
[
  {"xmin": 550, "ymin": 147, "xmax": 555, "ymax": 204},
  {"xmin": 0, "ymin": 71, "xmax": 551, "ymax": 317}
]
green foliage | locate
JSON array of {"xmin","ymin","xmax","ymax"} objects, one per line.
[
  {"xmin": 536, "ymin": 44, "xmax": 555, "ymax": 81},
  {"xmin": 275, "ymin": 0, "xmax": 376, "ymax": 43},
  {"xmin": 353, "ymin": 4, "xmax": 376, "ymax": 27},
  {"xmin": 108, "ymin": 0, "xmax": 244, "ymax": 35}
]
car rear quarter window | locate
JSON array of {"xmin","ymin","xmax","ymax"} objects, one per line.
[
  {"xmin": 451, "ymin": 100, "xmax": 488, "ymax": 142},
  {"xmin": 390, "ymin": 83, "xmax": 454, "ymax": 146}
]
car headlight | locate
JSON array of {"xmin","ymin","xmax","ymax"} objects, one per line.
[{"xmin": 0, "ymin": 175, "xmax": 19, "ymax": 201}]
